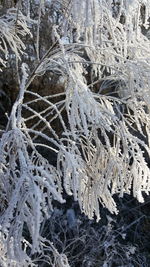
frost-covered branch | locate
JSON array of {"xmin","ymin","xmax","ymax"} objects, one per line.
[{"xmin": 0, "ymin": 0, "xmax": 150, "ymax": 265}]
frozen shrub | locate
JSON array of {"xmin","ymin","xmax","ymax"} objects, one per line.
[{"xmin": 0, "ymin": 0, "xmax": 150, "ymax": 265}]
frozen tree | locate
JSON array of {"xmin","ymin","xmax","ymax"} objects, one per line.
[{"xmin": 0, "ymin": 0, "xmax": 150, "ymax": 265}]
